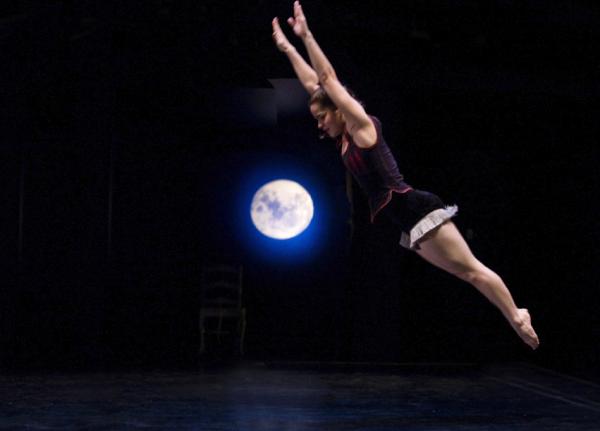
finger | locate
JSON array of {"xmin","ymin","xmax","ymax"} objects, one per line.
[
  {"xmin": 287, "ymin": 17, "xmax": 295, "ymax": 28},
  {"xmin": 272, "ymin": 17, "xmax": 281, "ymax": 31},
  {"xmin": 295, "ymin": 1, "xmax": 303, "ymax": 18}
]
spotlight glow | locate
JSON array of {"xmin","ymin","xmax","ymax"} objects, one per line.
[{"xmin": 250, "ymin": 179, "xmax": 314, "ymax": 240}]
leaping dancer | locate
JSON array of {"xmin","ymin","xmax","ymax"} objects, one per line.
[{"xmin": 271, "ymin": 1, "xmax": 539, "ymax": 350}]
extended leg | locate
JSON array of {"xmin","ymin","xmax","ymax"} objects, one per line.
[{"xmin": 415, "ymin": 221, "xmax": 539, "ymax": 350}]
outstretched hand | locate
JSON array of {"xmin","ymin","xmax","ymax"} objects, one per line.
[
  {"xmin": 272, "ymin": 17, "xmax": 293, "ymax": 52},
  {"xmin": 271, "ymin": 2, "xmax": 320, "ymax": 95},
  {"xmin": 287, "ymin": 1, "xmax": 310, "ymax": 39}
]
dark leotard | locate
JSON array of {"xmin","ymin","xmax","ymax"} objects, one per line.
[{"xmin": 341, "ymin": 116, "xmax": 412, "ymax": 222}]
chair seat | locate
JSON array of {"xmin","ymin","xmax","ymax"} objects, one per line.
[
  {"xmin": 199, "ymin": 307, "xmax": 244, "ymax": 318},
  {"xmin": 203, "ymin": 328, "xmax": 237, "ymax": 335}
]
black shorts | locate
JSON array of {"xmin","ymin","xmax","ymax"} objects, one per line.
[
  {"xmin": 379, "ymin": 189, "xmax": 444, "ymax": 232},
  {"xmin": 379, "ymin": 189, "xmax": 457, "ymax": 249}
]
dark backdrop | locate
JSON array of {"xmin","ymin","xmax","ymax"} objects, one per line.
[{"xmin": 1, "ymin": 1, "xmax": 599, "ymax": 379}]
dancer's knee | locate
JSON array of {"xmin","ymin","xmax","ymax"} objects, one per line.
[{"xmin": 455, "ymin": 267, "xmax": 491, "ymax": 286}]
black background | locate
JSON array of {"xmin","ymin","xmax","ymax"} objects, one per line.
[{"xmin": 1, "ymin": 1, "xmax": 599, "ymax": 379}]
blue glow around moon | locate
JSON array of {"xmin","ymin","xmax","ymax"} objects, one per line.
[{"xmin": 250, "ymin": 179, "xmax": 314, "ymax": 240}]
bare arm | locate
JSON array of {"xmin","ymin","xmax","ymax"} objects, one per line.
[
  {"xmin": 272, "ymin": 17, "xmax": 319, "ymax": 95},
  {"xmin": 289, "ymin": 2, "xmax": 376, "ymax": 147}
]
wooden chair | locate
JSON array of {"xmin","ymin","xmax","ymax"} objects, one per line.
[{"xmin": 199, "ymin": 263, "xmax": 246, "ymax": 357}]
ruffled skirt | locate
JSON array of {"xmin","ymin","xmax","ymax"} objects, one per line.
[
  {"xmin": 378, "ymin": 189, "xmax": 458, "ymax": 251},
  {"xmin": 400, "ymin": 205, "xmax": 458, "ymax": 250}
]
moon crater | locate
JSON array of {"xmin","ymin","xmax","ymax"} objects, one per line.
[{"xmin": 250, "ymin": 180, "xmax": 314, "ymax": 240}]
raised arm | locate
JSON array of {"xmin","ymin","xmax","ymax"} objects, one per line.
[
  {"xmin": 272, "ymin": 17, "xmax": 319, "ymax": 95},
  {"xmin": 288, "ymin": 1, "xmax": 376, "ymax": 147}
]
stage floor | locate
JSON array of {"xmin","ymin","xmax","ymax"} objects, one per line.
[{"xmin": 1, "ymin": 362, "xmax": 599, "ymax": 430}]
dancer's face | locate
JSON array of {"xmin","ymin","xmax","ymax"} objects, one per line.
[{"xmin": 310, "ymin": 103, "xmax": 344, "ymax": 138}]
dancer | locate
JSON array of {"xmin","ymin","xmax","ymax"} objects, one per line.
[{"xmin": 271, "ymin": 2, "xmax": 540, "ymax": 350}]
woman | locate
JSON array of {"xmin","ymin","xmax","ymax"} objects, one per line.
[{"xmin": 272, "ymin": 2, "xmax": 539, "ymax": 350}]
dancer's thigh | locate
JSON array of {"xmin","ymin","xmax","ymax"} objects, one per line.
[{"xmin": 415, "ymin": 221, "xmax": 482, "ymax": 276}]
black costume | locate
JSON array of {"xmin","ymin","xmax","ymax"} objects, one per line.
[{"xmin": 340, "ymin": 116, "xmax": 457, "ymax": 249}]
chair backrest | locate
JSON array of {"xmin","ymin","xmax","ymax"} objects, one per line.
[{"xmin": 200, "ymin": 264, "xmax": 243, "ymax": 309}]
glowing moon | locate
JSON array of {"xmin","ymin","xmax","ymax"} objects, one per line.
[{"xmin": 250, "ymin": 179, "xmax": 314, "ymax": 240}]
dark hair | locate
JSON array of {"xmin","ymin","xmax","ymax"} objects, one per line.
[{"xmin": 308, "ymin": 85, "xmax": 363, "ymax": 110}]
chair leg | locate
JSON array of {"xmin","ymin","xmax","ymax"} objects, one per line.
[
  {"xmin": 217, "ymin": 313, "xmax": 224, "ymax": 346},
  {"xmin": 199, "ymin": 315, "xmax": 206, "ymax": 356},
  {"xmin": 239, "ymin": 310, "xmax": 246, "ymax": 357},
  {"xmin": 199, "ymin": 331, "xmax": 205, "ymax": 355}
]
